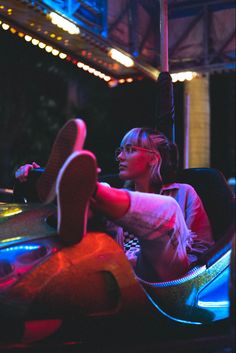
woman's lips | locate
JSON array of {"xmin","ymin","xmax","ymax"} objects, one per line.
[{"xmin": 119, "ymin": 164, "xmax": 127, "ymax": 171}]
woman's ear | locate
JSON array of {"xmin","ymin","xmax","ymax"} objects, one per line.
[{"xmin": 149, "ymin": 153, "xmax": 160, "ymax": 166}]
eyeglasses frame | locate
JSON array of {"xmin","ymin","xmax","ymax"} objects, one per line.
[{"xmin": 115, "ymin": 145, "xmax": 155, "ymax": 161}]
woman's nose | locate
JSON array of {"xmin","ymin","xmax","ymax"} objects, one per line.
[{"xmin": 118, "ymin": 150, "xmax": 126, "ymax": 160}]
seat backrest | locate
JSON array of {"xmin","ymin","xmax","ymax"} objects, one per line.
[{"xmin": 177, "ymin": 168, "xmax": 235, "ymax": 241}]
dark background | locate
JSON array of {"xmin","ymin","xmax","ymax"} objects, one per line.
[{"xmin": 0, "ymin": 29, "xmax": 235, "ymax": 188}]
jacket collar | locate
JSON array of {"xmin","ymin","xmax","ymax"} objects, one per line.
[{"xmin": 161, "ymin": 182, "xmax": 180, "ymax": 191}]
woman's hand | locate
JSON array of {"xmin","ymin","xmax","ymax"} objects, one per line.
[{"xmin": 15, "ymin": 162, "xmax": 40, "ymax": 182}]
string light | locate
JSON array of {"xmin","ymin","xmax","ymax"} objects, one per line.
[
  {"xmin": 83, "ymin": 64, "xmax": 89, "ymax": 71},
  {"xmin": 0, "ymin": 21, "xmax": 134, "ymax": 85},
  {"xmin": 24, "ymin": 34, "xmax": 32, "ymax": 42},
  {"xmin": 2, "ymin": 23, "xmax": 10, "ymax": 30},
  {"xmin": 76, "ymin": 61, "xmax": 111, "ymax": 82},
  {"xmin": 52, "ymin": 49, "xmax": 59, "ymax": 56},
  {"xmin": 45, "ymin": 45, "xmax": 53, "ymax": 53},
  {"xmin": 104, "ymin": 76, "xmax": 111, "ymax": 82},
  {"xmin": 108, "ymin": 79, "xmax": 118, "ymax": 88},
  {"xmin": 32, "ymin": 38, "xmax": 39, "ymax": 45},
  {"xmin": 38, "ymin": 42, "xmax": 46, "ymax": 49},
  {"xmin": 59, "ymin": 53, "xmax": 67, "ymax": 59}
]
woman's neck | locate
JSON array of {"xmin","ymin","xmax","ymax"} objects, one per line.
[{"xmin": 134, "ymin": 179, "xmax": 156, "ymax": 193}]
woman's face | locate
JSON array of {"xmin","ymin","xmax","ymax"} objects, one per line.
[{"xmin": 116, "ymin": 143, "xmax": 153, "ymax": 181}]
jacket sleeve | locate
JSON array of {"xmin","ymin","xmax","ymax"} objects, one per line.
[{"xmin": 184, "ymin": 185, "xmax": 214, "ymax": 253}]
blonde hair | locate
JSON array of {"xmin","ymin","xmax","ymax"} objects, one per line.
[{"xmin": 121, "ymin": 127, "xmax": 178, "ymax": 191}]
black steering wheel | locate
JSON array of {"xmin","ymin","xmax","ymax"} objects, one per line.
[{"xmin": 13, "ymin": 168, "xmax": 44, "ymax": 203}]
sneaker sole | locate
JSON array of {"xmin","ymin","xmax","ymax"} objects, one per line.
[
  {"xmin": 36, "ymin": 119, "xmax": 86, "ymax": 203},
  {"xmin": 56, "ymin": 151, "xmax": 97, "ymax": 245}
]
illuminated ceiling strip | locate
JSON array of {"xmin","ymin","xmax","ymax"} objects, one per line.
[
  {"xmin": 171, "ymin": 71, "xmax": 198, "ymax": 82},
  {"xmin": 48, "ymin": 11, "xmax": 80, "ymax": 35},
  {"xmin": 108, "ymin": 48, "xmax": 134, "ymax": 68}
]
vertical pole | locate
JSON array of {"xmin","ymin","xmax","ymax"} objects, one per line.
[
  {"xmin": 156, "ymin": 0, "xmax": 175, "ymax": 142},
  {"xmin": 160, "ymin": 0, "xmax": 169, "ymax": 72},
  {"xmin": 160, "ymin": 0, "xmax": 175, "ymax": 142}
]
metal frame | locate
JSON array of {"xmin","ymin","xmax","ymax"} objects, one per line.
[
  {"xmin": 107, "ymin": 0, "xmax": 235, "ymax": 72},
  {"xmin": 1, "ymin": 0, "xmax": 235, "ymax": 77},
  {"xmin": 142, "ymin": 0, "xmax": 235, "ymax": 72},
  {"xmin": 27, "ymin": 0, "xmax": 236, "ymax": 73}
]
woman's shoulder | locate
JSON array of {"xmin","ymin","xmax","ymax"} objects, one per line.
[
  {"xmin": 176, "ymin": 182, "xmax": 199, "ymax": 196},
  {"xmin": 176, "ymin": 182, "xmax": 195, "ymax": 190},
  {"xmin": 163, "ymin": 182, "xmax": 199, "ymax": 199},
  {"xmin": 163, "ymin": 182, "xmax": 196, "ymax": 192}
]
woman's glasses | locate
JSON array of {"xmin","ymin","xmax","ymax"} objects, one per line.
[{"xmin": 115, "ymin": 145, "xmax": 154, "ymax": 161}]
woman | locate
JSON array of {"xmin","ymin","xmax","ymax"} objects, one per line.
[{"xmin": 15, "ymin": 119, "xmax": 214, "ymax": 282}]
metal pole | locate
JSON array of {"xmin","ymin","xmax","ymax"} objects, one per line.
[
  {"xmin": 157, "ymin": 0, "xmax": 175, "ymax": 142},
  {"xmin": 160, "ymin": 0, "xmax": 169, "ymax": 72}
]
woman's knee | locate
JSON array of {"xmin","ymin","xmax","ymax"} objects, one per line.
[{"xmin": 165, "ymin": 197, "xmax": 182, "ymax": 216}]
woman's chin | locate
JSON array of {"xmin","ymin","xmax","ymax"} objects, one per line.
[{"xmin": 119, "ymin": 171, "xmax": 129, "ymax": 180}]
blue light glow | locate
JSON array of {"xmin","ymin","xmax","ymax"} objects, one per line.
[
  {"xmin": 198, "ymin": 300, "xmax": 229, "ymax": 308},
  {"xmin": 1, "ymin": 245, "xmax": 40, "ymax": 252},
  {"xmin": 143, "ymin": 288, "xmax": 202, "ymax": 325}
]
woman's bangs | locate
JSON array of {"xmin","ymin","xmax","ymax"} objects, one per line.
[
  {"xmin": 121, "ymin": 128, "xmax": 150, "ymax": 148},
  {"xmin": 121, "ymin": 128, "xmax": 140, "ymax": 147}
]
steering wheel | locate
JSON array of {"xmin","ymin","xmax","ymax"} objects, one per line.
[{"xmin": 13, "ymin": 168, "xmax": 44, "ymax": 203}]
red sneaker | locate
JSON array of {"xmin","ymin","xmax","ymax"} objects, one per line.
[
  {"xmin": 56, "ymin": 151, "xmax": 97, "ymax": 245},
  {"xmin": 37, "ymin": 119, "xmax": 86, "ymax": 203}
]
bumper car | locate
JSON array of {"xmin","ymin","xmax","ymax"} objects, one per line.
[{"xmin": 0, "ymin": 167, "xmax": 235, "ymax": 351}]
